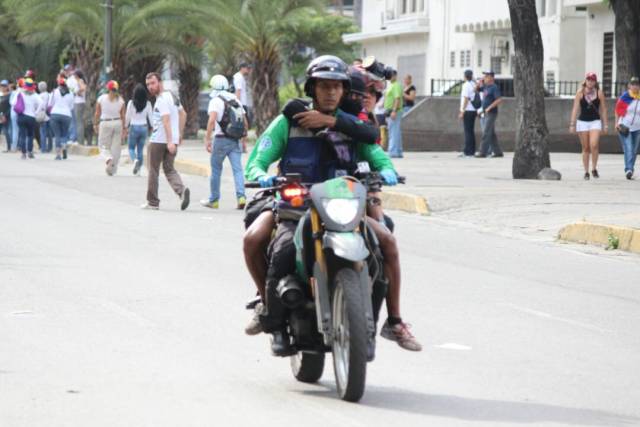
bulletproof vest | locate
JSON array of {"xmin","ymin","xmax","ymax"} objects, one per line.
[{"xmin": 279, "ymin": 125, "xmax": 358, "ymax": 184}]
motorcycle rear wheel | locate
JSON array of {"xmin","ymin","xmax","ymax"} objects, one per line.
[
  {"xmin": 290, "ymin": 351, "xmax": 325, "ymax": 383},
  {"xmin": 332, "ymin": 268, "xmax": 368, "ymax": 402}
]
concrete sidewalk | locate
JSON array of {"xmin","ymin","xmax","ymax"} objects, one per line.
[{"xmin": 118, "ymin": 139, "xmax": 640, "ymax": 253}]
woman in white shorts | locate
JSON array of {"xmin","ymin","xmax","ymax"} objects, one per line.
[{"xmin": 570, "ymin": 72, "xmax": 609, "ymax": 180}]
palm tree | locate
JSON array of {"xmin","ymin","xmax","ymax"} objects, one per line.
[{"xmin": 205, "ymin": 0, "xmax": 325, "ymax": 133}]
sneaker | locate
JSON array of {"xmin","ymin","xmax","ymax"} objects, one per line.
[
  {"xmin": 237, "ymin": 196, "xmax": 247, "ymax": 210},
  {"xmin": 200, "ymin": 199, "xmax": 219, "ymax": 209},
  {"xmin": 591, "ymin": 169, "xmax": 599, "ymax": 179},
  {"xmin": 20, "ymin": 153, "xmax": 26, "ymax": 160},
  {"xmin": 132, "ymin": 159, "xmax": 141, "ymax": 175},
  {"xmin": 27, "ymin": 152, "xmax": 34, "ymax": 159},
  {"xmin": 140, "ymin": 203, "xmax": 159, "ymax": 210},
  {"xmin": 55, "ymin": 155, "xmax": 62, "ymax": 161},
  {"xmin": 380, "ymin": 320, "xmax": 422, "ymax": 352},
  {"xmin": 105, "ymin": 159, "xmax": 113, "ymax": 176},
  {"xmin": 180, "ymin": 187, "xmax": 190, "ymax": 210},
  {"xmin": 626, "ymin": 171, "xmax": 633, "ymax": 180},
  {"xmin": 244, "ymin": 302, "xmax": 264, "ymax": 335},
  {"xmin": 62, "ymin": 148, "xmax": 67, "ymax": 159},
  {"xmin": 584, "ymin": 172, "xmax": 590, "ymax": 180},
  {"xmin": 489, "ymin": 153, "xmax": 504, "ymax": 158},
  {"xmin": 474, "ymin": 152, "xmax": 487, "ymax": 158}
]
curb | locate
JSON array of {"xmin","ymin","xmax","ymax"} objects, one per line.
[
  {"xmin": 68, "ymin": 144, "xmax": 100, "ymax": 156},
  {"xmin": 173, "ymin": 158, "xmax": 430, "ymax": 216},
  {"xmin": 558, "ymin": 222, "xmax": 640, "ymax": 254}
]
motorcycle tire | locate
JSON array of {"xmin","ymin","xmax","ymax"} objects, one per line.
[
  {"xmin": 290, "ymin": 351, "xmax": 325, "ymax": 383},
  {"xmin": 331, "ymin": 268, "xmax": 368, "ymax": 402}
]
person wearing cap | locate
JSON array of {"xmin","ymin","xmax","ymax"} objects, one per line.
[
  {"xmin": 384, "ymin": 69, "xmax": 404, "ymax": 158},
  {"xmin": 569, "ymin": 72, "xmax": 609, "ymax": 180},
  {"xmin": 0, "ymin": 80, "xmax": 11, "ymax": 152},
  {"xmin": 233, "ymin": 62, "xmax": 253, "ymax": 153},
  {"xmin": 200, "ymin": 74, "xmax": 247, "ymax": 210},
  {"xmin": 615, "ymin": 76, "xmax": 640, "ymax": 180},
  {"xmin": 49, "ymin": 76, "xmax": 75, "ymax": 160},
  {"xmin": 459, "ymin": 69, "xmax": 479, "ymax": 157},
  {"xmin": 94, "ymin": 80, "xmax": 125, "ymax": 175},
  {"xmin": 37, "ymin": 81, "xmax": 53, "ymax": 153},
  {"xmin": 13, "ymin": 78, "xmax": 43, "ymax": 159},
  {"xmin": 475, "ymin": 70, "xmax": 504, "ymax": 158}
]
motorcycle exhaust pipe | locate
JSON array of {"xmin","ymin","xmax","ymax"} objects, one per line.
[{"xmin": 277, "ymin": 275, "xmax": 305, "ymax": 309}]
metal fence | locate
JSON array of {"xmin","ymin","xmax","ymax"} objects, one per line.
[{"xmin": 430, "ymin": 78, "xmax": 629, "ymax": 98}]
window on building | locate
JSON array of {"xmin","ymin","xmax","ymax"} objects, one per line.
[
  {"xmin": 465, "ymin": 50, "xmax": 471, "ymax": 67},
  {"xmin": 478, "ymin": 50, "xmax": 483, "ymax": 68},
  {"xmin": 401, "ymin": 0, "xmax": 408, "ymax": 14},
  {"xmin": 460, "ymin": 51, "xmax": 465, "ymax": 68},
  {"xmin": 490, "ymin": 56, "xmax": 502, "ymax": 75},
  {"xmin": 450, "ymin": 51, "xmax": 455, "ymax": 68}
]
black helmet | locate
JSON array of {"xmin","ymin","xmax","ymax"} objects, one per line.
[
  {"xmin": 304, "ymin": 55, "xmax": 350, "ymax": 97},
  {"xmin": 348, "ymin": 67, "xmax": 367, "ymax": 96}
]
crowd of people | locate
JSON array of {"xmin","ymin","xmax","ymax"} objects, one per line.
[{"xmin": 458, "ymin": 68, "xmax": 640, "ymax": 179}]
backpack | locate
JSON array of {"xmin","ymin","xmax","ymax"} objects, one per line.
[
  {"xmin": 470, "ymin": 88, "xmax": 482, "ymax": 110},
  {"xmin": 218, "ymin": 95, "xmax": 246, "ymax": 140}
]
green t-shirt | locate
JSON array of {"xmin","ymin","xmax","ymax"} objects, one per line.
[
  {"xmin": 245, "ymin": 114, "xmax": 396, "ymax": 181},
  {"xmin": 384, "ymin": 80, "xmax": 403, "ymax": 111}
]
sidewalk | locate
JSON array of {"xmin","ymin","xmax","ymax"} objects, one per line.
[{"xmin": 141, "ymin": 140, "xmax": 640, "ymax": 253}]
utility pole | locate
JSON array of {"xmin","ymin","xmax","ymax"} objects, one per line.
[{"xmin": 103, "ymin": 0, "xmax": 113, "ymax": 81}]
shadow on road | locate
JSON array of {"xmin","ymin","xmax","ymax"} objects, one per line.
[{"xmin": 301, "ymin": 385, "xmax": 639, "ymax": 425}]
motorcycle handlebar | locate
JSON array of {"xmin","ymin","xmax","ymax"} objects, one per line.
[{"xmin": 245, "ymin": 175, "xmax": 406, "ymax": 189}]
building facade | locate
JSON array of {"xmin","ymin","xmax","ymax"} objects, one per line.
[{"xmin": 343, "ymin": 0, "xmax": 614, "ymax": 95}]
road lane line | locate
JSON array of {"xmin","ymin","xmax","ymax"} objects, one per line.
[{"xmin": 501, "ymin": 303, "xmax": 613, "ymax": 334}]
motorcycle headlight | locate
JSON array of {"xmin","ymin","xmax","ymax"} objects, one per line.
[{"xmin": 322, "ymin": 198, "xmax": 360, "ymax": 225}]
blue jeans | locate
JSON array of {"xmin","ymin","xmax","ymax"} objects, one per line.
[
  {"xmin": 17, "ymin": 114, "xmax": 36, "ymax": 154},
  {"xmin": 208, "ymin": 137, "xmax": 245, "ymax": 202},
  {"xmin": 128, "ymin": 125, "xmax": 148, "ymax": 164},
  {"xmin": 619, "ymin": 130, "xmax": 640, "ymax": 173},
  {"xmin": 68, "ymin": 108, "xmax": 77, "ymax": 142},
  {"xmin": 39, "ymin": 121, "xmax": 53, "ymax": 152},
  {"xmin": 10, "ymin": 110, "xmax": 18, "ymax": 150},
  {"xmin": 50, "ymin": 114, "xmax": 71, "ymax": 149},
  {"xmin": 387, "ymin": 110, "xmax": 404, "ymax": 157}
]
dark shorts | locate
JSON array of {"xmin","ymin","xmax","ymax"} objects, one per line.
[{"xmin": 243, "ymin": 105, "xmax": 254, "ymax": 129}]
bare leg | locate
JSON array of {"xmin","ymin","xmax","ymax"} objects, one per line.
[
  {"xmin": 367, "ymin": 218, "xmax": 401, "ymax": 318},
  {"xmin": 243, "ymin": 211, "xmax": 274, "ymax": 300},
  {"xmin": 589, "ymin": 129, "xmax": 601, "ymax": 171},
  {"xmin": 578, "ymin": 131, "xmax": 590, "ymax": 172}
]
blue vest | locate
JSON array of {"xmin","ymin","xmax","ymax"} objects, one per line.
[{"xmin": 279, "ymin": 126, "xmax": 358, "ymax": 184}]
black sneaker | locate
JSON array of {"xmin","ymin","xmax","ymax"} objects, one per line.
[
  {"xmin": 584, "ymin": 172, "xmax": 590, "ymax": 180},
  {"xmin": 474, "ymin": 152, "xmax": 487, "ymax": 158},
  {"xmin": 27, "ymin": 152, "xmax": 34, "ymax": 159},
  {"xmin": 270, "ymin": 330, "xmax": 294, "ymax": 357},
  {"xmin": 626, "ymin": 171, "xmax": 633, "ymax": 180},
  {"xmin": 180, "ymin": 187, "xmax": 190, "ymax": 210},
  {"xmin": 62, "ymin": 148, "xmax": 67, "ymax": 159},
  {"xmin": 490, "ymin": 153, "xmax": 504, "ymax": 158},
  {"xmin": 591, "ymin": 169, "xmax": 599, "ymax": 179}
]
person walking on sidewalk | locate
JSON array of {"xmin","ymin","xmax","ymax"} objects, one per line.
[
  {"xmin": 142, "ymin": 72, "xmax": 190, "ymax": 211},
  {"xmin": 14, "ymin": 78, "xmax": 43, "ymax": 159},
  {"xmin": 200, "ymin": 75, "xmax": 247, "ymax": 210},
  {"xmin": 0, "ymin": 80, "xmax": 10, "ymax": 152},
  {"xmin": 94, "ymin": 80, "xmax": 125, "ymax": 176},
  {"xmin": 385, "ymin": 69, "xmax": 404, "ymax": 158},
  {"xmin": 233, "ymin": 62, "xmax": 252, "ymax": 153},
  {"xmin": 72, "ymin": 70, "xmax": 87, "ymax": 145},
  {"xmin": 615, "ymin": 76, "xmax": 640, "ymax": 180},
  {"xmin": 569, "ymin": 72, "xmax": 609, "ymax": 180},
  {"xmin": 125, "ymin": 83, "xmax": 152, "ymax": 176},
  {"xmin": 475, "ymin": 71, "xmax": 503, "ymax": 158},
  {"xmin": 459, "ymin": 69, "xmax": 479, "ymax": 157},
  {"xmin": 49, "ymin": 76, "xmax": 75, "ymax": 160},
  {"xmin": 37, "ymin": 81, "xmax": 53, "ymax": 153}
]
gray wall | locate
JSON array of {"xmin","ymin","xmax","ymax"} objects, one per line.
[{"xmin": 401, "ymin": 97, "xmax": 621, "ymax": 153}]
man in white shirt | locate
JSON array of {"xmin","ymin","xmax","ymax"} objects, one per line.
[
  {"xmin": 65, "ymin": 66, "xmax": 79, "ymax": 143},
  {"xmin": 143, "ymin": 72, "xmax": 190, "ymax": 210},
  {"xmin": 458, "ymin": 69, "xmax": 479, "ymax": 157},
  {"xmin": 233, "ymin": 63, "xmax": 252, "ymax": 152}
]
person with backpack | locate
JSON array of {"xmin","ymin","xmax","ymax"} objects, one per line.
[
  {"xmin": 200, "ymin": 74, "xmax": 247, "ymax": 210},
  {"xmin": 459, "ymin": 69, "xmax": 480, "ymax": 157}
]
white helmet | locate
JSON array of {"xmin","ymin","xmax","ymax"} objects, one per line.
[{"xmin": 209, "ymin": 74, "xmax": 229, "ymax": 91}]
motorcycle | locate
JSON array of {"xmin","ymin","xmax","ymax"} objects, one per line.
[{"xmin": 246, "ymin": 163, "xmax": 402, "ymax": 402}]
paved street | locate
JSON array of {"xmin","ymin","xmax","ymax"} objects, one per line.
[{"xmin": 1, "ymin": 152, "xmax": 640, "ymax": 427}]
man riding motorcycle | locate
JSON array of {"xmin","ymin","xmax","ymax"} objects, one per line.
[{"xmin": 243, "ymin": 55, "xmax": 422, "ymax": 355}]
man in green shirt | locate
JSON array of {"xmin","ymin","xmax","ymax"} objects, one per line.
[{"xmin": 384, "ymin": 70, "xmax": 404, "ymax": 158}]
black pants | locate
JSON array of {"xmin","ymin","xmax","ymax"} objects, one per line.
[
  {"xmin": 17, "ymin": 114, "xmax": 36, "ymax": 154},
  {"xmin": 463, "ymin": 111, "xmax": 477, "ymax": 155}
]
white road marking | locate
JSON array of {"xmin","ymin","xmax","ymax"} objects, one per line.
[
  {"xmin": 7, "ymin": 310, "xmax": 35, "ymax": 316},
  {"xmin": 501, "ymin": 303, "xmax": 614, "ymax": 334},
  {"xmin": 434, "ymin": 343, "xmax": 472, "ymax": 351}
]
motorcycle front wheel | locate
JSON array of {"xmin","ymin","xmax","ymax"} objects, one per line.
[{"xmin": 331, "ymin": 268, "xmax": 368, "ymax": 402}]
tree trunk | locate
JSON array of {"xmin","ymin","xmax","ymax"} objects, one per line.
[
  {"xmin": 178, "ymin": 61, "xmax": 202, "ymax": 138},
  {"xmin": 250, "ymin": 42, "xmax": 281, "ymax": 135},
  {"xmin": 508, "ymin": 0, "xmax": 550, "ymax": 179},
  {"xmin": 610, "ymin": 0, "xmax": 640, "ymax": 86}
]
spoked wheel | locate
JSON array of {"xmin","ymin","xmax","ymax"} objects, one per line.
[
  {"xmin": 290, "ymin": 351, "xmax": 325, "ymax": 383},
  {"xmin": 332, "ymin": 268, "xmax": 368, "ymax": 402}
]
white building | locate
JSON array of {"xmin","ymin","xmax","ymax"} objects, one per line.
[{"xmin": 343, "ymin": 0, "xmax": 614, "ymax": 95}]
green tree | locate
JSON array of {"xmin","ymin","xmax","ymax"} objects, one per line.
[{"xmin": 609, "ymin": 0, "xmax": 640, "ymax": 85}]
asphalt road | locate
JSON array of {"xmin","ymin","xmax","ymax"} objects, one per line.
[{"xmin": 1, "ymin": 152, "xmax": 639, "ymax": 427}]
